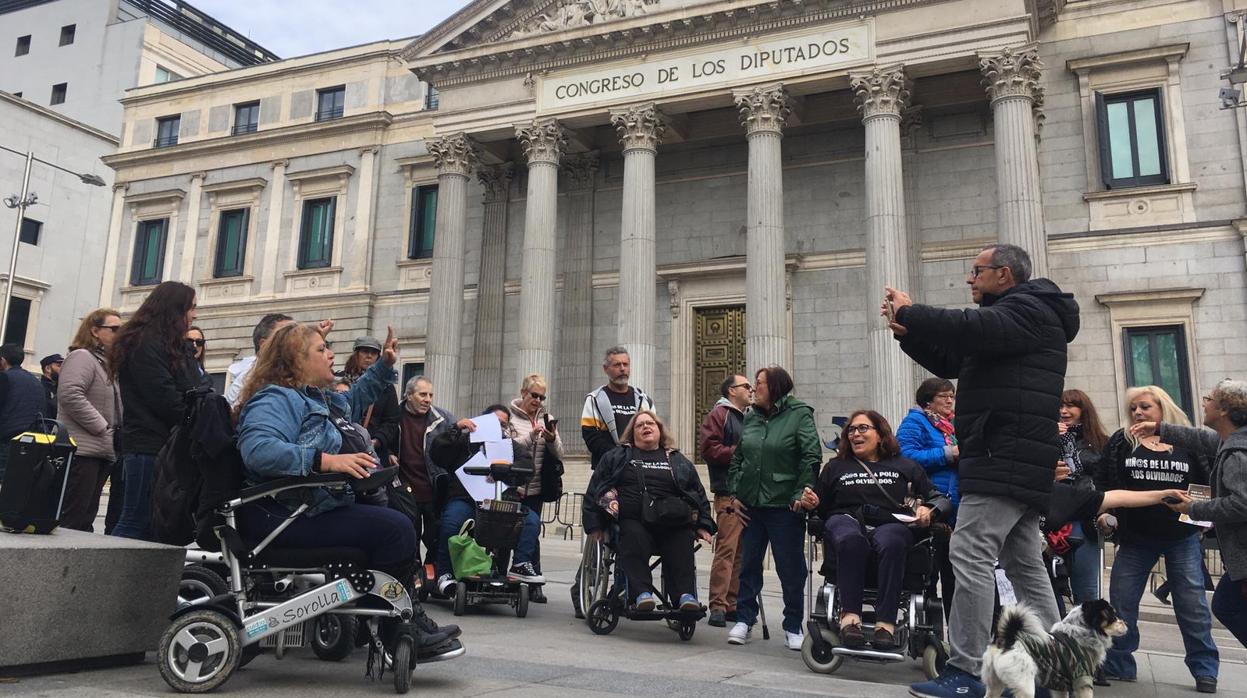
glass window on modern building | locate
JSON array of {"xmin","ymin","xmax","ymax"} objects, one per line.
[
  {"xmin": 155, "ymin": 114, "xmax": 180, "ymax": 147},
  {"xmin": 1096, "ymin": 89, "xmax": 1168, "ymax": 189},
  {"xmin": 19, "ymin": 217, "xmax": 41, "ymax": 246},
  {"xmin": 408, "ymin": 185, "xmax": 438, "ymax": 259},
  {"xmin": 316, "ymin": 85, "xmax": 345, "ymax": 121},
  {"xmin": 131, "ymin": 218, "xmax": 168, "ymax": 286},
  {"xmin": 59, "ymin": 25, "xmax": 75, "ymax": 46},
  {"xmin": 4, "ymin": 297, "xmax": 31, "ymax": 347},
  {"xmin": 214, "ymin": 208, "xmax": 249, "ymax": 277},
  {"xmin": 1124, "ymin": 324, "xmax": 1194, "ymax": 418},
  {"xmin": 50, "ymin": 82, "xmax": 67, "ymax": 105},
  {"xmin": 298, "ymin": 197, "xmax": 335, "ymax": 269},
  {"xmin": 15, "ymin": 35, "xmax": 30, "ymax": 57},
  {"xmin": 232, "ymin": 101, "xmax": 260, "ymax": 135}
]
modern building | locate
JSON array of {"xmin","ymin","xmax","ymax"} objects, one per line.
[{"xmin": 102, "ymin": 0, "xmax": 1247, "ymax": 483}]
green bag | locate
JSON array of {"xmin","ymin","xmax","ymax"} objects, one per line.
[{"xmin": 448, "ymin": 519, "xmax": 491, "ymax": 579}]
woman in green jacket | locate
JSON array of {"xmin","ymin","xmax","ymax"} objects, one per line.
[{"xmin": 725, "ymin": 365, "xmax": 822, "ymax": 650}]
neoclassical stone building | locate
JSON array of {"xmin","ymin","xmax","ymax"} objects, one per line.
[{"xmin": 103, "ymin": 0, "xmax": 1247, "ymax": 475}]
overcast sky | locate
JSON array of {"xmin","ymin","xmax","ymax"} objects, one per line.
[{"xmin": 192, "ymin": 0, "xmax": 469, "ymax": 58}]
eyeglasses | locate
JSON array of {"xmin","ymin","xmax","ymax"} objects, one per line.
[
  {"xmin": 934, "ymin": 392, "xmax": 955, "ymax": 400},
  {"xmin": 189, "ymin": 339, "xmax": 206, "ymax": 347},
  {"xmin": 969, "ymin": 264, "xmax": 1005, "ymax": 279},
  {"xmin": 732, "ymin": 383, "xmax": 752, "ymax": 391},
  {"xmin": 1203, "ymin": 395, "xmax": 1215, "ymax": 404},
  {"xmin": 98, "ymin": 325, "xmax": 121, "ymax": 332},
  {"xmin": 527, "ymin": 392, "xmax": 547, "ymax": 402},
  {"xmin": 843, "ymin": 424, "xmax": 877, "ymax": 435}
]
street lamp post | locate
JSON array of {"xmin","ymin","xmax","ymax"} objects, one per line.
[{"xmin": 0, "ymin": 145, "xmax": 107, "ymax": 347}]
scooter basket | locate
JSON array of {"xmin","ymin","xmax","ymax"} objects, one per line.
[{"xmin": 473, "ymin": 499, "xmax": 524, "ymax": 550}]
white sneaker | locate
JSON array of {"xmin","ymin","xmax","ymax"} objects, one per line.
[
  {"xmin": 727, "ymin": 621, "xmax": 752, "ymax": 645},
  {"xmin": 785, "ymin": 630, "xmax": 804, "ymax": 651}
]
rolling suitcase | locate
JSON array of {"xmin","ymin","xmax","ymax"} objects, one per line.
[{"xmin": 0, "ymin": 419, "xmax": 76, "ymax": 533}]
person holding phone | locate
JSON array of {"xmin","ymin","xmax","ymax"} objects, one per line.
[{"xmin": 508, "ymin": 373, "xmax": 564, "ymax": 603}]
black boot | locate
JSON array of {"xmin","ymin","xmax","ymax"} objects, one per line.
[{"xmin": 530, "ymin": 585, "xmax": 547, "ymax": 604}]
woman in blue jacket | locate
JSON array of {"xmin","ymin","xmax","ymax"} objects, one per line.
[
  {"xmin": 896, "ymin": 377, "xmax": 958, "ymax": 614},
  {"xmin": 234, "ymin": 322, "xmax": 459, "ymax": 656}
]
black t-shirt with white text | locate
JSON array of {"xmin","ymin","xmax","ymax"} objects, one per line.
[
  {"xmin": 616, "ymin": 448, "xmax": 679, "ymax": 520},
  {"xmin": 815, "ymin": 455, "xmax": 935, "ymax": 520},
  {"xmin": 1115, "ymin": 444, "xmax": 1203, "ymax": 543},
  {"xmin": 606, "ymin": 387, "xmax": 639, "ymax": 439}
]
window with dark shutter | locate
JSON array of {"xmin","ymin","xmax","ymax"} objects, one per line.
[
  {"xmin": 1095, "ymin": 89, "xmax": 1169, "ymax": 189},
  {"xmin": 1123, "ymin": 325, "xmax": 1194, "ymax": 418},
  {"xmin": 131, "ymin": 219, "xmax": 168, "ymax": 286},
  {"xmin": 298, "ymin": 198, "xmax": 335, "ymax": 269},
  {"xmin": 408, "ymin": 185, "xmax": 438, "ymax": 259},
  {"xmin": 214, "ymin": 208, "xmax": 249, "ymax": 277}
]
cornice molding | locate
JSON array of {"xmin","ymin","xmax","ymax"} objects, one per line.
[
  {"xmin": 202, "ymin": 177, "xmax": 268, "ymax": 194},
  {"xmin": 1066, "ymin": 43, "xmax": 1190, "ymax": 75}
]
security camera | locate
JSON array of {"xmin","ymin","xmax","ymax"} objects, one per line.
[
  {"xmin": 1221, "ymin": 86, "xmax": 1242, "ymax": 109},
  {"xmin": 2, "ymin": 196, "xmax": 16, "ymax": 209}
]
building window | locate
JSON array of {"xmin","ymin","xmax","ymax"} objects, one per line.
[
  {"xmin": 15, "ymin": 35, "xmax": 30, "ymax": 57},
  {"xmin": 401, "ymin": 362, "xmax": 425, "ymax": 392},
  {"xmin": 408, "ymin": 185, "xmax": 438, "ymax": 259},
  {"xmin": 154, "ymin": 115, "xmax": 180, "ymax": 147},
  {"xmin": 19, "ymin": 217, "xmax": 41, "ymax": 246},
  {"xmin": 232, "ymin": 101, "xmax": 260, "ymax": 135},
  {"xmin": 50, "ymin": 82, "xmax": 67, "ymax": 105},
  {"xmin": 1096, "ymin": 89, "xmax": 1168, "ymax": 189},
  {"xmin": 297, "ymin": 197, "xmax": 335, "ymax": 269},
  {"xmin": 214, "ymin": 208, "xmax": 249, "ymax": 278},
  {"xmin": 154, "ymin": 65, "xmax": 182, "ymax": 83},
  {"xmin": 59, "ymin": 25, "xmax": 75, "ymax": 46},
  {"xmin": 12, "ymin": 92, "xmax": 21, "ymax": 99},
  {"xmin": 131, "ymin": 218, "xmax": 168, "ymax": 286},
  {"xmin": 315, "ymin": 86, "xmax": 345, "ymax": 121},
  {"xmin": 425, "ymin": 86, "xmax": 439, "ymax": 111},
  {"xmin": 4, "ymin": 297, "xmax": 31, "ymax": 348},
  {"xmin": 1123, "ymin": 324, "xmax": 1194, "ymax": 418}
]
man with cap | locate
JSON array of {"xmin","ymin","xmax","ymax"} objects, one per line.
[
  {"xmin": 340, "ymin": 335, "xmax": 402, "ymax": 466},
  {"xmin": 40, "ymin": 354, "xmax": 63, "ymax": 420}
]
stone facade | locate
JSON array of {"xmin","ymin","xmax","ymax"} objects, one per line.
[{"xmin": 103, "ymin": 0, "xmax": 1247, "ymax": 493}]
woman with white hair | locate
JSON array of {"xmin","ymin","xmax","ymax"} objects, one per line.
[
  {"xmin": 1096, "ymin": 385, "xmax": 1218, "ymax": 692},
  {"xmin": 508, "ymin": 373, "xmax": 565, "ymax": 603},
  {"xmin": 1133, "ymin": 379, "xmax": 1247, "ymax": 648}
]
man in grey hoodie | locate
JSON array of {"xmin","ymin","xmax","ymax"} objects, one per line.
[{"xmin": 1136, "ymin": 379, "xmax": 1247, "ymax": 648}]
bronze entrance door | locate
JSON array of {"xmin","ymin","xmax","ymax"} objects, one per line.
[{"xmin": 693, "ymin": 305, "xmax": 747, "ymax": 461}]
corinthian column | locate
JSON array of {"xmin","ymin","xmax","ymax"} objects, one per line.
[
  {"xmin": 515, "ymin": 118, "xmax": 566, "ymax": 391},
  {"xmin": 609, "ymin": 104, "xmax": 665, "ymax": 394},
  {"xmin": 557, "ymin": 153, "xmax": 599, "ymax": 455},
  {"xmin": 852, "ymin": 65, "xmax": 915, "ymax": 425},
  {"xmin": 980, "ymin": 44, "xmax": 1047, "ymax": 277},
  {"xmin": 425, "ymin": 133, "xmax": 479, "ymax": 415},
  {"xmin": 733, "ymin": 83, "xmax": 791, "ymax": 375},
  {"xmin": 470, "ymin": 163, "xmax": 514, "ymax": 409}
]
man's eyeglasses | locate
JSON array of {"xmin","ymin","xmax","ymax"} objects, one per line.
[
  {"xmin": 527, "ymin": 392, "xmax": 547, "ymax": 402},
  {"xmin": 969, "ymin": 264, "xmax": 1005, "ymax": 279},
  {"xmin": 843, "ymin": 424, "xmax": 877, "ymax": 435},
  {"xmin": 732, "ymin": 382, "xmax": 752, "ymax": 391}
]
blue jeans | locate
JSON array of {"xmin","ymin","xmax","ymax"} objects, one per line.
[
  {"xmin": 435, "ymin": 498, "xmax": 540, "ymax": 578},
  {"xmin": 1212, "ymin": 574, "xmax": 1247, "ymax": 648},
  {"xmin": 1105, "ymin": 534, "xmax": 1218, "ymax": 680},
  {"xmin": 111, "ymin": 453, "xmax": 156, "ymax": 541},
  {"xmin": 735, "ymin": 506, "xmax": 807, "ymax": 634},
  {"xmin": 1067, "ymin": 522, "xmax": 1102, "ymax": 604}
]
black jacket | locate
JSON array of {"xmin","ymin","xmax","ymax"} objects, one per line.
[
  {"xmin": 897, "ymin": 279, "xmax": 1080, "ymax": 511},
  {"xmin": 582, "ymin": 445, "xmax": 715, "ymax": 536},
  {"xmin": 118, "ymin": 336, "xmax": 201, "ymax": 455},
  {"xmin": 41, "ymin": 376, "xmax": 58, "ymax": 420},
  {"xmin": 362, "ymin": 385, "xmax": 401, "ymax": 466},
  {"xmin": 0, "ymin": 368, "xmax": 45, "ymax": 440}
]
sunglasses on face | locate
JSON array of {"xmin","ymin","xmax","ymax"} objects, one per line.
[
  {"xmin": 527, "ymin": 392, "xmax": 547, "ymax": 401},
  {"xmin": 189, "ymin": 339, "xmax": 206, "ymax": 347}
]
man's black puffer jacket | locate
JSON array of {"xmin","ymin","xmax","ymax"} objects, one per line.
[{"xmin": 896, "ymin": 278, "xmax": 1081, "ymax": 511}]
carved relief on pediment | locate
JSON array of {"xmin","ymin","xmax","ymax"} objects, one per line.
[{"xmin": 507, "ymin": 0, "xmax": 662, "ymax": 40}]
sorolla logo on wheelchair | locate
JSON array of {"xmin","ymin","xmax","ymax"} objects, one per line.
[{"xmin": 245, "ymin": 580, "xmax": 354, "ymax": 639}]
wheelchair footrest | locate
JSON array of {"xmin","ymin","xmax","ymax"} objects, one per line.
[{"xmin": 831, "ymin": 647, "xmax": 906, "ymax": 662}]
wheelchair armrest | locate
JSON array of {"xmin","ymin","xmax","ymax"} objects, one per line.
[{"xmin": 234, "ymin": 466, "xmax": 398, "ymax": 505}]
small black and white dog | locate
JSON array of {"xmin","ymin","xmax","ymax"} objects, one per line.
[{"xmin": 981, "ymin": 600, "xmax": 1127, "ymax": 698}]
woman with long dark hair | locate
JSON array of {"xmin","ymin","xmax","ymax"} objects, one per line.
[
  {"xmin": 1052, "ymin": 389, "xmax": 1109, "ymax": 606},
  {"xmin": 108, "ymin": 281, "xmax": 199, "ymax": 540}
]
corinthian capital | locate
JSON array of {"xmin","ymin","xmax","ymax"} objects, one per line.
[
  {"xmin": 561, "ymin": 151, "xmax": 600, "ymax": 191},
  {"xmin": 850, "ymin": 66, "xmax": 910, "ymax": 120},
  {"xmin": 477, "ymin": 163, "xmax": 515, "ymax": 203},
  {"xmin": 979, "ymin": 44, "xmax": 1044, "ymax": 104},
  {"xmin": 609, "ymin": 103, "xmax": 666, "ymax": 153},
  {"xmin": 516, "ymin": 118, "xmax": 566, "ymax": 166},
  {"xmin": 427, "ymin": 133, "xmax": 480, "ymax": 177},
  {"xmin": 733, "ymin": 83, "xmax": 791, "ymax": 136}
]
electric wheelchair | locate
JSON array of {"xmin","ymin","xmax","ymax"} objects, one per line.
[
  {"xmin": 800, "ymin": 514, "xmax": 948, "ymax": 679},
  {"xmin": 580, "ymin": 527, "xmax": 705, "ymax": 641},
  {"xmin": 158, "ymin": 465, "xmax": 464, "ymax": 694}
]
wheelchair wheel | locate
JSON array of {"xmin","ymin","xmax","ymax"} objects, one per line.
[
  {"xmin": 579, "ymin": 539, "xmax": 608, "ymax": 617},
  {"xmin": 800, "ymin": 627, "xmax": 843, "ymax": 675},
  {"xmin": 310, "ymin": 614, "xmax": 356, "ymax": 661},
  {"xmin": 391, "ymin": 635, "xmax": 413, "ymax": 694},
  {"xmin": 586, "ymin": 599, "xmax": 618, "ymax": 636},
  {"xmin": 453, "ymin": 582, "xmax": 467, "ymax": 616},
  {"xmin": 158, "ymin": 609, "xmax": 241, "ymax": 693},
  {"xmin": 516, "ymin": 584, "xmax": 529, "ymax": 618},
  {"xmin": 179, "ymin": 565, "xmax": 228, "ymax": 603},
  {"xmin": 922, "ymin": 639, "xmax": 949, "ymax": 680}
]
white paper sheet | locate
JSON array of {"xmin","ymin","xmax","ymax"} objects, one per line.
[
  {"xmin": 456, "ymin": 451, "xmax": 498, "ymax": 502},
  {"xmin": 484, "ymin": 439, "xmax": 514, "ymax": 464},
  {"xmin": 469, "ymin": 413, "xmax": 503, "ymax": 443},
  {"xmin": 892, "ymin": 513, "xmax": 917, "ymax": 523}
]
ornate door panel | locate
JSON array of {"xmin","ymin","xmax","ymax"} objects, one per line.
[{"xmin": 693, "ymin": 305, "xmax": 746, "ymax": 461}]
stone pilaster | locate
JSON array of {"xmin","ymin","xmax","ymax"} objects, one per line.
[
  {"xmin": 557, "ymin": 152, "xmax": 599, "ymax": 456},
  {"xmin": 852, "ymin": 65, "xmax": 915, "ymax": 425},
  {"xmin": 515, "ymin": 118, "xmax": 566, "ymax": 395},
  {"xmin": 425, "ymin": 133, "xmax": 479, "ymax": 415},
  {"xmin": 348, "ymin": 147, "xmax": 379, "ymax": 290},
  {"xmin": 733, "ymin": 83, "xmax": 791, "ymax": 375},
  {"xmin": 259, "ymin": 160, "xmax": 288, "ymax": 297},
  {"xmin": 178, "ymin": 173, "xmax": 204, "ymax": 283},
  {"xmin": 609, "ymin": 103, "xmax": 665, "ymax": 394},
  {"xmin": 470, "ymin": 163, "xmax": 514, "ymax": 409},
  {"xmin": 100, "ymin": 183, "xmax": 128, "ymax": 306},
  {"xmin": 980, "ymin": 44, "xmax": 1048, "ymax": 277}
]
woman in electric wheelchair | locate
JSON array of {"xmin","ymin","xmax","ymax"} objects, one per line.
[
  {"xmin": 810, "ymin": 409, "xmax": 951, "ymax": 651},
  {"xmin": 582, "ymin": 409, "xmax": 715, "ymax": 615},
  {"xmin": 234, "ymin": 322, "xmax": 461, "ymax": 659}
]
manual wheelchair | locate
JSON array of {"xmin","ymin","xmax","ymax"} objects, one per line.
[
  {"xmin": 800, "ymin": 514, "xmax": 948, "ymax": 680},
  {"xmin": 158, "ymin": 466, "xmax": 462, "ymax": 694}
]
